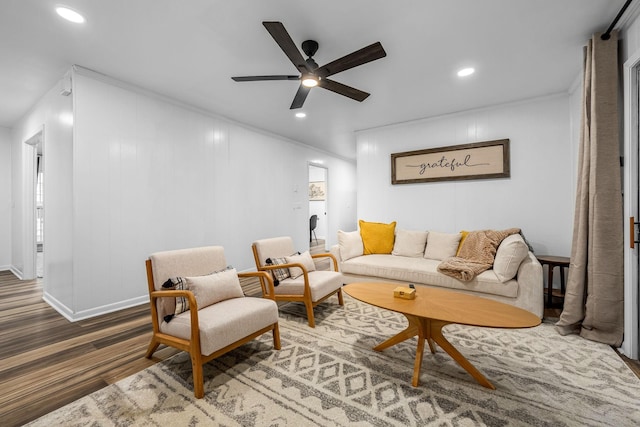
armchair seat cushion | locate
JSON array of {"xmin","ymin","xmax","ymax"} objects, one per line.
[
  {"xmin": 161, "ymin": 297, "xmax": 278, "ymax": 356},
  {"xmin": 276, "ymin": 270, "xmax": 343, "ymax": 302}
]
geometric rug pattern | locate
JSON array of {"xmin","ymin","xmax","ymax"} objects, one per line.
[{"xmin": 27, "ymin": 296, "xmax": 640, "ymax": 426}]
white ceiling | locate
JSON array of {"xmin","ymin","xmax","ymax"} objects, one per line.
[{"xmin": 0, "ymin": 0, "xmax": 627, "ymax": 159}]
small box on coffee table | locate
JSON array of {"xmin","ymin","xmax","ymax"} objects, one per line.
[{"xmin": 393, "ymin": 286, "xmax": 416, "ymax": 300}]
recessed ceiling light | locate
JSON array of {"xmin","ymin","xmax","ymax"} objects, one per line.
[
  {"xmin": 56, "ymin": 6, "xmax": 86, "ymax": 23},
  {"xmin": 457, "ymin": 67, "xmax": 475, "ymax": 77},
  {"xmin": 295, "ymin": 112, "xmax": 307, "ymax": 118}
]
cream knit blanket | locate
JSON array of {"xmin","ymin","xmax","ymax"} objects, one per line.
[{"xmin": 437, "ymin": 228, "xmax": 520, "ymax": 282}]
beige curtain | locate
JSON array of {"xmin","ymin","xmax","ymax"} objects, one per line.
[{"xmin": 555, "ymin": 31, "xmax": 624, "ymax": 347}]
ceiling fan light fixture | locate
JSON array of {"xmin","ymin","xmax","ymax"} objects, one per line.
[{"xmin": 302, "ymin": 75, "xmax": 319, "ymax": 88}]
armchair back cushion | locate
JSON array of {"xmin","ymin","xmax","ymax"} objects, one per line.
[
  {"xmin": 253, "ymin": 236, "xmax": 296, "ymax": 267},
  {"xmin": 150, "ymin": 246, "xmax": 228, "ymax": 325}
]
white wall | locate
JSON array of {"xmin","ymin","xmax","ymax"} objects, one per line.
[
  {"xmin": 11, "ymin": 82, "xmax": 73, "ymax": 290},
  {"xmin": 51, "ymin": 67, "xmax": 355, "ymax": 318},
  {"xmin": 356, "ymin": 94, "xmax": 573, "ymax": 257},
  {"xmin": 0, "ymin": 126, "xmax": 11, "ymax": 270}
]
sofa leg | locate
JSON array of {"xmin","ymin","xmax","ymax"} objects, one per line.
[{"xmin": 337, "ymin": 288, "xmax": 344, "ymax": 306}]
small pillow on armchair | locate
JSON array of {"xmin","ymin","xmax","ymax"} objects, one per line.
[
  {"xmin": 337, "ymin": 230, "xmax": 364, "ymax": 261},
  {"xmin": 185, "ymin": 267, "xmax": 244, "ymax": 309},
  {"xmin": 392, "ymin": 229, "xmax": 428, "ymax": 258},
  {"xmin": 359, "ymin": 220, "xmax": 396, "ymax": 254},
  {"xmin": 285, "ymin": 251, "xmax": 317, "ymax": 279},
  {"xmin": 493, "ymin": 233, "xmax": 529, "ymax": 282},
  {"xmin": 424, "ymin": 231, "xmax": 462, "ymax": 260},
  {"xmin": 161, "ymin": 277, "xmax": 190, "ymax": 322},
  {"xmin": 265, "ymin": 257, "xmax": 290, "ymax": 285}
]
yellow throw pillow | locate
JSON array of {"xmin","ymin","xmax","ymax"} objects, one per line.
[
  {"xmin": 456, "ymin": 230, "xmax": 469, "ymax": 256},
  {"xmin": 359, "ymin": 220, "xmax": 397, "ymax": 254}
]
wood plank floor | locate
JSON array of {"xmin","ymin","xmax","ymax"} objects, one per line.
[{"xmin": 2, "ymin": 248, "xmax": 639, "ymax": 426}]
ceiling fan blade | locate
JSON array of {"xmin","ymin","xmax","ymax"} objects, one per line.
[
  {"xmin": 316, "ymin": 42, "xmax": 386, "ymax": 78},
  {"xmin": 232, "ymin": 75, "xmax": 299, "ymax": 82},
  {"xmin": 263, "ymin": 21, "xmax": 310, "ymax": 74},
  {"xmin": 290, "ymin": 85, "xmax": 310, "ymax": 109},
  {"xmin": 318, "ymin": 78, "xmax": 370, "ymax": 102}
]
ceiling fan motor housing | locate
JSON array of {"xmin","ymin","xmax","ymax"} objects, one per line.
[{"xmin": 302, "ymin": 40, "xmax": 319, "ymax": 58}]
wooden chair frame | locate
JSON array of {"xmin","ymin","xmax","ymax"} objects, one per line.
[
  {"xmin": 145, "ymin": 260, "xmax": 281, "ymax": 398},
  {"xmin": 251, "ymin": 245, "xmax": 344, "ymax": 328}
]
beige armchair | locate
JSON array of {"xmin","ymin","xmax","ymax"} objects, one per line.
[
  {"xmin": 252, "ymin": 236, "xmax": 344, "ymax": 327},
  {"xmin": 145, "ymin": 246, "xmax": 280, "ymax": 398}
]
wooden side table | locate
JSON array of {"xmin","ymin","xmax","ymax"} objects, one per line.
[{"xmin": 536, "ymin": 255, "xmax": 570, "ymax": 308}]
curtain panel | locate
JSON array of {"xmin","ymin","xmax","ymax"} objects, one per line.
[{"xmin": 555, "ymin": 31, "xmax": 624, "ymax": 347}]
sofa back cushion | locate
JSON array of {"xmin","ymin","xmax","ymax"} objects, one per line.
[
  {"xmin": 359, "ymin": 220, "xmax": 397, "ymax": 254},
  {"xmin": 423, "ymin": 231, "xmax": 462, "ymax": 260},
  {"xmin": 493, "ymin": 233, "xmax": 529, "ymax": 282},
  {"xmin": 392, "ymin": 229, "xmax": 429, "ymax": 258},
  {"xmin": 338, "ymin": 230, "xmax": 364, "ymax": 261}
]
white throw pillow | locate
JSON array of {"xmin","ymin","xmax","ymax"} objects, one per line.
[
  {"xmin": 392, "ymin": 229, "xmax": 429, "ymax": 257},
  {"xmin": 185, "ymin": 268, "xmax": 244, "ymax": 309},
  {"xmin": 337, "ymin": 230, "xmax": 364, "ymax": 261},
  {"xmin": 423, "ymin": 231, "xmax": 462, "ymax": 260},
  {"xmin": 285, "ymin": 250, "xmax": 317, "ymax": 279},
  {"xmin": 493, "ymin": 233, "xmax": 529, "ymax": 282}
]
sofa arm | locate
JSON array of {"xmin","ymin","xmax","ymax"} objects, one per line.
[{"xmin": 516, "ymin": 252, "xmax": 544, "ymax": 318}]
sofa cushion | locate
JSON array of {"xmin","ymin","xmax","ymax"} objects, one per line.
[
  {"xmin": 285, "ymin": 250, "xmax": 316, "ymax": 279},
  {"xmin": 341, "ymin": 254, "xmax": 518, "ymax": 298},
  {"xmin": 493, "ymin": 233, "xmax": 529, "ymax": 282},
  {"xmin": 424, "ymin": 231, "xmax": 462, "ymax": 260},
  {"xmin": 359, "ymin": 220, "xmax": 396, "ymax": 254},
  {"xmin": 392, "ymin": 229, "xmax": 429, "ymax": 258},
  {"xmin": 338, "ymin": 230, "xmax": 364, "ymax": 261},
  {"xmin": 185, "ymin": 267, "xmax": 244, "ymax": 309}
]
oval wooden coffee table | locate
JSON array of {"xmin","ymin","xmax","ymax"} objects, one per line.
[{"xmin": 343, "ymin": 282, "xmax": 541, "ymax": 389}]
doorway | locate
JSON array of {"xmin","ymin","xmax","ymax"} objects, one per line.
[
  {"xmin": 308, "ymin": 164, "xmax": 328, "ymax": 251},
  {"xmin": 24, "ymin": 129, "xmax": 44, "ymax": 280}
]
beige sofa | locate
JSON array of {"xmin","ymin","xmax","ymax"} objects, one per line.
[{"xmin": 330, "ymin": 228, "xmax": 544, "ymax": 318}]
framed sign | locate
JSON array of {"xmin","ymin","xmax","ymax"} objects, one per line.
[{"xmin": 391, "ymin": 139, "xmax": 510, "ymax": 184}]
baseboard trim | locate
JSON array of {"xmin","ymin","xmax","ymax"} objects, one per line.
[
  {"xmin": 43, "ymin": 292, "xmax": 150, "ymax": 322},
  {"xmin": 9, "ymin": 266, "xmax": 24, "ymax": 280}
]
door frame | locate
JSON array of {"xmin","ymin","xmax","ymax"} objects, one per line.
[
  {"xmin": 623, "ymin": 51, "xmax": 640, "ymax": 359},
  {"xmin": 23, "ymin": 128, "xmax": 43, "ymax": 280},
  {"xmin": 308, "ymin": 162, "xmax": 328, "ymax": 247}
]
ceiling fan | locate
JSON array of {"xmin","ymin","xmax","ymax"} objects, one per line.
[{"xmin": 231, "ymin": 21, "xmax": 386, "ymax": 109}]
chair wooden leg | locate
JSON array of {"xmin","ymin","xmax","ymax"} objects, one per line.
[
  {"xmin": 272, "ymin": 323, "xmax": 281, "ymax": 350},
  {"xmin": 305, "ymin": 301, "xmax": 316, "ymax": 328},
  {"xmin": 337, "ymin": 288, "xmax": 344, "ymax": 305},
  {"xmin": 191, "ymin": 353, "xmax": 205, "ymax": 399},
  {"xmin": 145, "ymin": 337, "xmax": 160, "ymax": 359}
]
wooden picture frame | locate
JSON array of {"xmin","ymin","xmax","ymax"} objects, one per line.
[{"xmin": 391, "ymin": 139, "xmax": 510, "ymax": 184}]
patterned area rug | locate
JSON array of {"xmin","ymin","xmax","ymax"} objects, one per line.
[{"xmin": 28, "ymin": 297, "xmax": 640, "ymax": 426}]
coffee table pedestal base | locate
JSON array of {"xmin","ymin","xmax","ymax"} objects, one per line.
[{"xmin": 373, "ymin": 314, "xmax": 496, "ymax": 389}]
